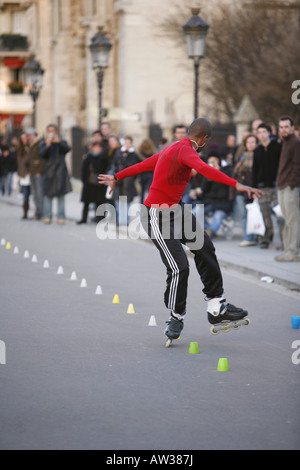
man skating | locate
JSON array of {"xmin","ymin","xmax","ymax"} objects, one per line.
[{"xmin": 99, "ymin": 119, "xmax": 263, "ymax": 343}]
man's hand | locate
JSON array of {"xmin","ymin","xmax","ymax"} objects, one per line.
[
  {"xmin": 98, "ymin": 174, "xmax": 116, "ymax": 194},
  {"xmin": 235, "ymin": 182, "xmax": 264, "ymax": 199}
]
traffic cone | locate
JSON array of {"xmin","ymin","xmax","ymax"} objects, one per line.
[
  {"xmin": 6, "ymin": 242, "xmax": 11, "ymax": 250},
  {"xmin": 1, "ymin": 238, "xmax": 5, "ymax": 246},
  {"xmin": 13, "ymin": 246, "xmax": 19, "ymax": 255},
  {"xmin": 24, "ymin": 250, "xmax": 30, "ymax": 259},
  {"xmin": 43, "ymin": 260, "xmax": 50, "ymax": 269},
  {"xmin": 148, "ymin": 315, "xmax": 157, "ymax": 326},
  {"xmin": 127, "ymin": 304, "xmax": 135, "ymax": 314},
  {"xmin": 95, "ymin": 285, "xmax": 102, "ymax": 295},
  {"xmin": 32, "ymin": 254, "xmax": 38, "ymax": 263},
  {"xmin": 188, "ymin": 342, "xmax": 199, "ymax": 354},
  {"xmin": 57, "ymin": 266, "xmax": 64, "ymax": 275},
  {"xmin": 80, "ymin": 278, "xmax": 87, "ymax": 288},
  {"xmin": 217, "ymin": 358, "xmax": 229, "ymax": 372},
  {"xmin": 112, "ymin": 294, "xmax": 120, "ymax": 304},
  {"xmin": 70, "ymin": 271, "xmax": 77, "ymax": 281},
  {"xmin": 291, "ymin": 316, "xmax": 300, "ymax": 329}
]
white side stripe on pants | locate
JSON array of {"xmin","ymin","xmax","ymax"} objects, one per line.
[{"xmin": 149, "ymin": 207, "xmax": 179, "ymax": 311}]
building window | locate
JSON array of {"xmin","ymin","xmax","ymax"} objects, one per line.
[
  {"xmin": 58, "ymin": 0, "xmax": 63, "ymax": 31},
  {"xmin": 13, "ymin": 12, "xmax": 26, "ymax": 35},
  {"xmin": 92, "ymin": 0, "xmax": 97, "ymax": 15},
  {"xmin": 85, "ymin": 0, "xmax": 97, "ymax": 17},
  {"xmin": 51, "ymin": 0, "xmax": 63, "ymax": 35}
]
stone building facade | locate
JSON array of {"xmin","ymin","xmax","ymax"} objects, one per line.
[{"xmin": 1, "ymin": 0, "xmax": 209, "ymax": 143}]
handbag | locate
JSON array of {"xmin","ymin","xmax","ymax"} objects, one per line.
[{"xmin": 246, "ymin": 199, "xmax": 265, "ymax": 236}]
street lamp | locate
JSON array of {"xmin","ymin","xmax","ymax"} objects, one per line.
[
  {"xmin": 22, "ymin": 58, "xmax": 44, "ymax": 128},
  {"xmin": 89, "ymin": 28, "xmax": 112, "ymax": 129},
  {"xmin": 183, "ymin": 8, "xmax": 209, "ymax": 119}
]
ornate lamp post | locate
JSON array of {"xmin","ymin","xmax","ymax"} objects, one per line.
[
  {"xmin": 22, "ymin": 58, "xmax": 44, "ymax": 128},
  {"xmin": 89, "ymin": 28, "xmax": 112, "ymax": 129},
  {"xmin": 183, "ymin": 8, "xmax": 209, "ymax": 119}
]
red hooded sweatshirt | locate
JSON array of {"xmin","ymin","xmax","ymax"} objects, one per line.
[{"xmin": 116, "ymin": 138, "xmax": 237, "ymax": 208}]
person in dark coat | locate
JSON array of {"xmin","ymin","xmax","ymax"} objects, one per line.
[
  {"xmin": 0, "ymin": 145, "xmax": 15, "ymax": 196},
  {"xmin": 77, "ymin": 141, "xmax": 109, "ymax": 224},
  {"xmin": 233, "ymin": 133, "xmax": 258, "ymax": 246},
  {"xmin": 27, "ymin": 128, "xmax": 44, "ymax": 220},
  {"xmin": 252, "ymin": 123, "xmax": 283, "ymax": 248},
  {"xmin": 109, "ymin": 136, "xmax": 140, "ymax": 225},
  {"xmin": 39, "ymin": 124, "xmax": 71, "ymax": 224},
  {"xmin": 200, "ymin": 151, "xmax": 234, "ymax": 238},
  {"xmin": 17, "ymin": 132, "xmax": 31, "ymax": 219},
  {"xmin": 137, "ymin": 138, "xmax": 157, "ymax": 203}
]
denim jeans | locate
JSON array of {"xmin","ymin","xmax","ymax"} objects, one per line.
[
  {"xmin": 114, "ymin": 197, "xmax": 131, "ymax": 225},
  {"xmin": 43, "ymin": 195, "xmax": 65, "ymax": 220},
  {"xmin": 21, "ymin": 185, "xmax": 30, "ymax": 202},
  {"xmin": 204, "ymin": 204, "xmax": 227, "ymax": 234},
  {"xmin": 30, "ymin": 175, "xmax": 44, "ymax": 218},
  {"xmin": 0, "ymin": 172, "xmax": 13, "ymax": 195}
]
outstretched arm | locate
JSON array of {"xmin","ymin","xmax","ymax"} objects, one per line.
[
  {"xmin": 98, "ymin": 152, "xmax": 160, "ymax": 194},
  {"xmin": 180, "ymin": 148, "xmax": 264, "ymax": 199},
  {"xmin": 235, "ymin": 182, "xmax": 264, "ymax": 199}
]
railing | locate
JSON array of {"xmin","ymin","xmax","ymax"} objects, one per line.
[{"xmin": 0, "ymin": 34, "xmax": 29, "ymax": 51}]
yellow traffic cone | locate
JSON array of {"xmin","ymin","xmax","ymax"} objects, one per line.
[
  {"xmin": 6, "ymin": 242, "xmax": 11, "ymax": 250},
  {"xmin": 127, "ymin": 304, "xmax": 135, "ymax": 314},
  {"xmin": 112, "ymin": 294, "xmax": 120, "ymax": 304}
]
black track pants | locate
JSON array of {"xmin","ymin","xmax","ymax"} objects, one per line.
[{"xmin": 141, "ymin": 204, "xmax": 224, "ymax": 315}]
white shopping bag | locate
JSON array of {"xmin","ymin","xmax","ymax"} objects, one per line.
[
  {"xmin": 272, "ymin": 203, "xmax": 283, "ymax": 218},
  {"xmin": 105, "ymin": 186, "xmax": 114, "ymax": 200},
  {"xmin": 246, "ymin": 200, "xmax": 265, "ymax": 236}
]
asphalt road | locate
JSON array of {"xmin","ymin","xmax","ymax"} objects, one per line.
[{"xmin": 0, "ymin": 202, "xmax": 300, "ymax": 450}]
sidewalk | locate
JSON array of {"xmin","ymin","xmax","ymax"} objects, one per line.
[{"xmin": 1, "ymin": 180, "xmax": 300, "ymax": 291}]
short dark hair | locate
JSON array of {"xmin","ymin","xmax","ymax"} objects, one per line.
[
  {"xmin": 279, "ymin": 115, "xmax": 294, "ymax": 126},
  {"xmin": 257, "ymin": 123, "xmax": 271, "ymax": 133},
  {"xmin": 172, "ymin": 124, "xmax": 187, "ymax": 134},
  {"xmin": 46, "ymin": 124, "xmax": 58, "ymax": 133},
  {"xmin": 188, "ymin": 118, "xmax": 212, "ymax": 139}
]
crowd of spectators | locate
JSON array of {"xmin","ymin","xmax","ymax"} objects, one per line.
[{"xmin": 0, "ymin": 116, "xmax": 299, "ymax": 262}]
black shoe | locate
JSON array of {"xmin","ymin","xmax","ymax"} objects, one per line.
[
  {"xmin": 260, "ymin": 242, "xmax": 269, "ymax": 249},
  {"xmin": 76, "ymin": 220, "xmax": 87, "ymax": 225},
  {"xmin": 208, "ymin": 300, "xmax": 248, "ymax": 325},
  {"xmin": 165, "ymin": 313, "xmax": 185, "ymax": 339}
]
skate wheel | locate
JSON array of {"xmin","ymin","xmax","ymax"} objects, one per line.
[
  {"xmin": 222, "ymin": 327, "xmax": 230, "ymax": 333},
  {"xmin": 210, "ymin": 326, "xmax": 219, "ymax": 336},
  {"xmin": 244, "ymin": 319, "xmax": 251, "ymax": 327},
  {"xmin": 165, "ymin": 338, "xmax": 173, "ymax": 348},
  {"xmin": 233, "ymin": 325, "xmax": 241, "ymax": 331}
]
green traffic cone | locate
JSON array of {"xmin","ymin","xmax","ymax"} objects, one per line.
[
  {"xmin": 217, "ymin": 358, "xmax": 229, "ymax": 372},
  {"xmin": 188, "ymin": 342, "xmax": 199, "ymax": 354}
]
